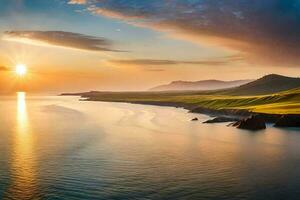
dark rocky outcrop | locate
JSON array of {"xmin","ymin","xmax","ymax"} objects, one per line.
[
  {"xmin": 191, "ymin": 117, "xmax": 199, "ymax": 121},
  {"xmin": 232, "ymin": 115, "xmax": 266, "ymax": 130},
  {"xmin": 203, "ymin": 117, "xmax": 239, "ymax": 123},
  {"xmin": 274, "ymin": 115, "xmax": 300, "ymax": 127}
]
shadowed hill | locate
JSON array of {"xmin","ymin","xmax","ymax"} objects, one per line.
[{"xmin": 221, "ymin": 74, "xmax": 300, "ymax": 96}]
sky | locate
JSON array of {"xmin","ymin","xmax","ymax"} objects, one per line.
[{"xmin": 0, "ymin": 0, "xmax": 300, "ymax": 93}]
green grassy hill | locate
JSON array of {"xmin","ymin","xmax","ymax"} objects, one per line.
[{"xmin": 80, "ymin": 87, "xmax": 300, "ymax": 114}]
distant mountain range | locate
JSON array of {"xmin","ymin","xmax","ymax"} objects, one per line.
[
  {"xmin": 222, "ymin": 74, "xmax": 300, "ymax": 95},
  {"xmin": 150, "ymin": 79, "xmax": 253, "ymax": 91},
  {"xmin": 149, "ymin": 74, "xmax": 300, "ymax": 95},
  {"xmin": 62, "ymin": 74, "xmax": 300, "ymax": 97}
]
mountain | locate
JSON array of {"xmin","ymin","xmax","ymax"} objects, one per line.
[
  {"xmin": 150, "ymin": 79, "xmax": 252, "ymax": 91},
  {"xmin": 222, "ymin": 74, "xmax": 300, "ymax": 96}
]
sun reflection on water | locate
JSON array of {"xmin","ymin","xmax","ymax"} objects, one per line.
[
  {"xmin": 4, "ymin": 92, "xmax": 37, "ymax": 200},
  {"xmin": 17, "ymin": 92, "xmax": 27, "ymax": 130}
]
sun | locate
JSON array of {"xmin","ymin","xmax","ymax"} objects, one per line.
[{"xmin": 16, "ymin": 64, "xmax": 27, "ymax": 76}]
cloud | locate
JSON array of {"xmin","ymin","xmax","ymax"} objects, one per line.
[
  {"xmin": 144, "ymin": 69, "xmax": 166, "ymax": 72},
  {"xmin": 3, "ymin": 31, "xmax": 123, "ymax": 52},
  {"xmin": 68, "ymin": 0, "xmax": 87, "ymax": 5},
  {"xmin": 0, "ymin": 66, "xmax": 8, "ymax": 71},
  {"xmin": 70, "ymin": 0, "xmax": 300, "ymax": 67},
  {"xmin": 109, "ymin": 58, "xmax": 231, "ymax": 66}
]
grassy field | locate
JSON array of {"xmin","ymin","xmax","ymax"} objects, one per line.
[{"xmin": 81, "ymin": 87, "xmax": 300, "ymax": 114}]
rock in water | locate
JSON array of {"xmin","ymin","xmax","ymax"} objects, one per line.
[
  {"xmin": 274, "ymin": 115, "xmax": 300, "ymax": 127},
  {"xmin": 203, "ymin": 117, "xmax": 238, "ymax": 123},
  {"xmin": 233, "ymin": 115, "xmax": 266, "ymax": 130},
  {"xmin": 191, "ymin": 117, "xmax": 199, "ymax": 121}
]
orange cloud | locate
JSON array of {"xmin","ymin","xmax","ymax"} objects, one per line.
[
  {"xmin": 0, "ymin": 66, "xmax": 9, "ymax": 71},
  {"xmin": 3, "ymin": 31, "xmax": 124, "ymax": 52},
  {"xmin": 68, "ymin": 0, "xmax": 87, "ymax": 5},
  {"xmin": 109, "ymin": 58, "xmax": 235, "ymax": 66}
]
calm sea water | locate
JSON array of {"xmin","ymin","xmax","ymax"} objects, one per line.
[{"xmin": 0, "ymin": 93, "xmax": 300, "ymax": 200}]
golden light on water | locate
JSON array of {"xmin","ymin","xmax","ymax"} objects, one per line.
[
  {"xmin": 16, "ymin": 64, "xmax": 27, "ymax": 76},
  {"xmin": 4, "ymin": 92, "xmax": 37, "ymax": 199},
  {"xmin": 17, "ymin": 92, "xmax": 27, "ymax": 126}
]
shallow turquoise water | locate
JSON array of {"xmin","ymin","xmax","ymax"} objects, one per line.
[{"xmin": 0, "ymin": 93, "xmax": 300, "ymax": 200}]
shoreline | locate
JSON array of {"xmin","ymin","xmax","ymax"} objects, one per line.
[
  {"xmin": 81, "ymin": 98, "xmax": 296, "ymax": 124},
  {"xmin": 61, "ymin": 92, "xmax": 300, "ymax": 127}
]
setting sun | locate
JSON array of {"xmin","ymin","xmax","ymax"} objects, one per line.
[{"xmin": 15, "ymin": 64, "xmax": 27, "ymax": 76}]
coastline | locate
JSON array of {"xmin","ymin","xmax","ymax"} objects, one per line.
[
  {"xmin": 61, "ymin": 90, "xmax": 300, "ymax": 127},
  {"xmin": 81, "ymin": 98, "xmax": 293, "ymax": 123}
]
